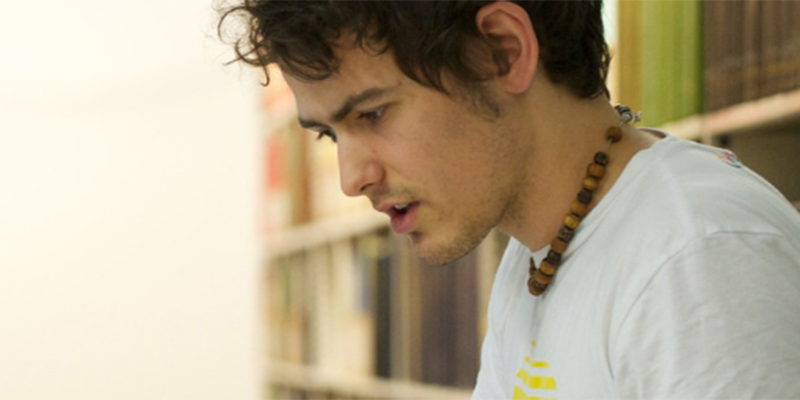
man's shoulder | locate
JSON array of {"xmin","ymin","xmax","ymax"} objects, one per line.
[
  {"xmin": 579, "ymin": 136, "xmax": 800, "ymax": 310},
  {"xmin": 612, "ymin": 136, "xmax": 799, "ymax": 240}
]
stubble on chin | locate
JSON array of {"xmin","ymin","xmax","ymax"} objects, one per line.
[{"xmin": 410, "ymin": 223, "xmax": 493, "ymax": 267}]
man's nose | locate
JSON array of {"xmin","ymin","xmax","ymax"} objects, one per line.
[{"xmin": 338, "ymin": 137, "xmax": 384, "ymax": 197}]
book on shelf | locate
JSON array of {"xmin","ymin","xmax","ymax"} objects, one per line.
[
  {"xmin": 261, "ymin": 120, "xmax": 314, "ymax": 234},
  {"xmin": 333, "ymin": 238, "xmax": 376, "ymax": 376},
  {"xmin": 261, "ymin": 126, "xmax": 291, "ymax": 235},
  {"xmin": 618, "ymin": 0, "xmax": 702, "ymax": 127},
  {"xmin": 415, "ymin": 248, "xmax": 481, "ymax": 388},
  {"xmin": 264, "ymin": 254, "xmax": 308, "ymax": 365}
]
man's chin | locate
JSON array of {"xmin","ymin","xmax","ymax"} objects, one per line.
[{"xmin": 409, "ymin": 231, "xmax": 480, "ymax": 267}]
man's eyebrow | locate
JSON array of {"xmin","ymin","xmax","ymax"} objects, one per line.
[{"xmin": 297, "ymin": 86, "xmax": 397, "ymax": 129}]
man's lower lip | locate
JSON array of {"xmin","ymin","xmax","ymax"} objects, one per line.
[{"xmin": 390, "ymin": 203, "xmax": 418, "ymax": 234}]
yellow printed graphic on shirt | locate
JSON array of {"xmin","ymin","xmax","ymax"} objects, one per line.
[{"xmin": 512, "ymin": 341, "xmax": 557, "ymax": 400}]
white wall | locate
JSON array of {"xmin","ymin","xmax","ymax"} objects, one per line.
[{"xmin": 0, "ymin": 1, "xmax": 261, "ymax": 399}]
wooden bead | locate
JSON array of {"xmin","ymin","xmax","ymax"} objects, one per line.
[
  {"xmin": 578, "ymin": 189, "xmax": 593, "ymax": 205},
  {"xmin": 606, "ymin": 126, "xmax": 623, "ymax": 143},
  {"xmin": 594, "ymin": 151, "xmax": 609, "ymax": 166},
  {"xmin": 557, "ymin": 226, "xmax": 574, "ymax": 243},
  {"xmin": 551, "ymin": 238, "xmax": 568, "ymax": 254},
  {"xmin": 570, "ymin": 200, "xmax": 588, "ymax": 217},
  {"xmin": 587, "ymin": 163, "xmax": 606, "ymax": 179},
  {"xmin": 528, "ymin": 257, "xmax": 537, "ymax": 275},
  {"xmin": 534, "ymin": 269, "xmax": 553, "ymax": 285},
  {"xmin": 528, "ymin": 277, "xmax": 546, "ymax": 296},
  {"xmin": 583, "ymin": 176, "xmax": 599, "ymax": 192},
  {"xmin": 564, "ymin": 214, "xmax": 581, "ymax": 230},
  {"xmin": 540, "ymin": 259, "xmax": 558, "ymax": 275},
  {"xmin": 546, "ymin": 249, "xmax": 562, "ymax": 266}
]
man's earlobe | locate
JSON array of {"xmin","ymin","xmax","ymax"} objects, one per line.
[{"xmin": 475, "ymin": 2, "xmax": 539, "ymax": 94}]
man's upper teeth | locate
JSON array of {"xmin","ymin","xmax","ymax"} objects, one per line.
[{"xmin": 394, "ymin": 203, "xmax": 409, "ymax": 210}]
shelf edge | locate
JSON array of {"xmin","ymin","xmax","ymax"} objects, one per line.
[
  {"xmin": 265, "ymin": 361, "xmax": 472, "ymax": 400},
  {"xmin": 657, "ymin": 88, "xmax": 800, "ymax": 141},
  {"xmin": 264, "ymin": 210, "xmax": 389, "ymax": 258}
]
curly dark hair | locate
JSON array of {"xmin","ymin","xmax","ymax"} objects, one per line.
[{"xmin": 218, "ymin": 0, "xmax": 611, "ymax": 99}]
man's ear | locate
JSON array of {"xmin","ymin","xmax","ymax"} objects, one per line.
[{"xmin": 475, "ymin": 2, "xmax": 539, "ymax": 94}]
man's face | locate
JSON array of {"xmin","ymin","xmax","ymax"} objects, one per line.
[{"xmin": 284, "ymin": 44, "xmax": 526, "ymax": 266}]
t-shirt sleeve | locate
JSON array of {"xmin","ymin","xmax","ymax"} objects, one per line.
[{"xmin": 613, "ymin": 232, "xmax": 800, "ymax": 399}]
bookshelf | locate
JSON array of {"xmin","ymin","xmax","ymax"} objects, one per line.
[
  {"xmin": 262, "ymin": 214, "xmax": 504, "ymax": 399},
  {"xmin": 618, "ymin": 0, "xmax": 800, "ymax": 204}
]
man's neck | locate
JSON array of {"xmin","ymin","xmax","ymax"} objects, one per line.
[{"xmin": 497, "ymin": 84, "xmax": 660, "ymax": 251}]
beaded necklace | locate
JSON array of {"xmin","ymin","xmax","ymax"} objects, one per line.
[{"xmin": 527, "ymin": 105, "xmax": 639, "ymax": 296}]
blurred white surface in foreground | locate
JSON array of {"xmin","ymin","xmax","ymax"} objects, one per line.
[{"xmin": 0, "ymin": 1, "xmax": 261, "ymax": 399}]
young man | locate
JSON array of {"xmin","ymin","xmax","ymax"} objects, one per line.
[{"xmin": 221, "ymin": 1, "xmax": 800, "ymax": 398}]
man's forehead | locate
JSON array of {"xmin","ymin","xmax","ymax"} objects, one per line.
[
  {"xmin": 282, "ymin": 51, "xmax": 405, "ymax": 121},
  {"xmin": 282, "ymin": 71, "xmax": 347, "ymax": 120}
]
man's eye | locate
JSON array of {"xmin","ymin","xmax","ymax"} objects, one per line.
[
  {"xmin": 315, "ymin": 130, "xmax": 337, "ymax": 143},
  {"xmin": 357, "ymin": 107, "xmax": 385, "ymax": 122}
]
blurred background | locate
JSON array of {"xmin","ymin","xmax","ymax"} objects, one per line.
[{"xmin": 2, "ymin": 1, "xmax": 800, "ymax": 400}]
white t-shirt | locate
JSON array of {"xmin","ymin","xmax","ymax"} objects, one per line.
[{"xmin": 472, "ymin": 133, "xmax": 800, "ymax": 399}]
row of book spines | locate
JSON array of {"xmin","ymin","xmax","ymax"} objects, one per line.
[
  {"xmin": 703, "ymin": 0, "xmax": 800, "ymax": 112},
  {"xmin": 264, "ymin": 230, "xmax": 484, "ymax": 388},
  {"xmin": 265, "ymin": 236, "xmax": 380, "ymax": 372},
  {"xmin": 618, "ymin": 1, "xmax": 800, "ymax": 126}
]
